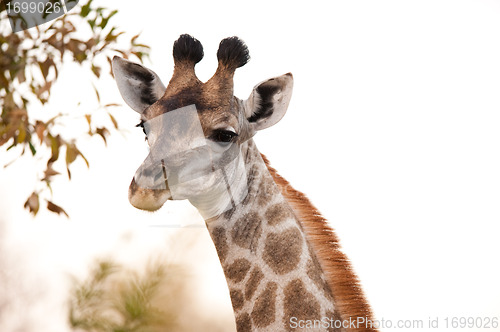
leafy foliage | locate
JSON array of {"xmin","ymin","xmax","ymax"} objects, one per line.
[
  {"xmin": 68, "ymin": 259, "xmax": 183, "ymax": 332},
  {"xmin": 0, "ymin": 0, "xmax": 150, "ymax": 216}
]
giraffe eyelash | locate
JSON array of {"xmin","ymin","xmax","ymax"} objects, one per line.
[
  {"xmin": 136, "ymin": 120, "xmax": 147, "ymax": 140},
  {"xmin": 210, "ymin": 129, "xmax": 238, "ymax": 143}
]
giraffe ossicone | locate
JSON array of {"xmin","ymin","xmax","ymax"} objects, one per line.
[{"xmin": 112, "ymin": 34, "xmax": 377, "ymax": 332}]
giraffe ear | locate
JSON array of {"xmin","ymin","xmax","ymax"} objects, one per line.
[
  {"xmin": 112, "ymin": 56, "xmax": 166, "ymax": 113},
  {"xmin": 245, "ymin": 73, "xmax": 293, "ymax": 131}
]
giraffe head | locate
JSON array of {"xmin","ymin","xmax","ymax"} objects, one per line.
[{"xmin": 112, "ymin": 35, "xmax": 293, "ymax": 217}]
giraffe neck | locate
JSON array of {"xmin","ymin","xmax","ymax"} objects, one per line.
[{"xmin": 200, "ymin": 139, "xmax": 343, "ymax": 332}]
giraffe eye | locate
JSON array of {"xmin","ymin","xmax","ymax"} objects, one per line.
[
  {"xmin": 211, "ymin": 130, "xmax": 238, "ymax": 144},
  {"xmin": 136, "ymin": 120, "xmax": 147, "ymax": 140}
]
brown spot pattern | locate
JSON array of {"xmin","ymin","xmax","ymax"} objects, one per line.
[
  {"xmin": 226, "ymin": 258, "xmax": 251, "ymax": 283},
  {"xmin": 307, "ymin": 259, "xmax": 334, "ymax": 302},
  {"xmin": 283, "ymin": 279, "xmax": 321, "ymax": 331},
  {"xmin": 251, "ymin": 282, "xmax": 277, "ymax": 328},
  {"xmin": 245, "ymin": 267, "xmax": 264, "ymax": 301},
  {"xmin": 307, "ymin": 246, "xmax": 334, "ymax": 302},
  {"xmin": 222, "ymin": 208, "xmax": 235, "ymax": 220},
  {"xmin": 230, "ymin": 289, "xmax": 244, "ymax": 311},
  {"xmin": 231, "ymin": 212, "xmax": 262, "ymax": 251},
  {"xmin": 257, "ymin": 175, "xmax": 280, "ymax": 206},
  {"xmin": 211, "ymin": 227, "xmax": 228, "ymax": 262},
  {"xmin": 241, "ymin": 160, "xmax": 265, "ymax": 207},
  {"xmin": 265, "ymin": 202, "xmax": 293, "ymax": 226},
  {"xmin": 263, "ymin": 227, "xmax": 303, "ymax": 275},
  {"xmin": 242, "ymin": 164, "xmax": 259, "ymax": 206},
  {"xmin": 240, "ymin": 192, "xmax": 254, "ymax": 207},
  {"xmin": 307, "ymin": 259, "xmax": 323, "ymax": 289},
  {"xmin": 236, "ymin": 313, "xmax": 252, "ymax": 332}
]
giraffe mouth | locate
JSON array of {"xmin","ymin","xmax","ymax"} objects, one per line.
[
  {"xmin": 128, "ymin": 176, "xmax": 171, "ymax": 211},
  {"xmin": 160, "ymin": 159, "xmax": 170, "ymax": 191}
]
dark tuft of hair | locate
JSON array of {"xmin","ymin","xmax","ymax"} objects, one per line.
[
  {"xmin": 217, "ymin": 36, "xmax": 250, "ymax": 69},
  {"xmin": 173, "ymin": 34, "xmax": 204, "ymax": 64}
]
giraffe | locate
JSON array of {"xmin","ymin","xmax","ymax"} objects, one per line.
[{"xmin": 112, "ymin": 34, "xmax": 377, "ymax": 332}]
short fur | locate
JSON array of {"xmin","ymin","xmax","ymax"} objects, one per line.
[
  {"xmin": 261, "ymin": 154, "xmax": 377, "ymax": 332},
  {"xmin": 248, "ymin": 83, "xmax": 279, "ymax": 123}
]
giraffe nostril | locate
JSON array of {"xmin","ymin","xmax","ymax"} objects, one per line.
[{"xmin": 154, "ymin": 171, "xmax": 163, "ymax": 183}]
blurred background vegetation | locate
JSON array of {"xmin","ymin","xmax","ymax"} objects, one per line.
[
  {"xmin": 0, "ymin": 223, "xmax": 235, "ymax": 331},
  {"xmin": 69, "ymin": 259, "xmax": 182, "ymax": 332},
  {"xmin": 66, "ymin": 232, "xmax": 236, "ymax": 332}
]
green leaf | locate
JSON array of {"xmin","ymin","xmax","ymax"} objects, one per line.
[
  {"xmin": 105, "ymin": 28, "xmax": 124, "ymax": 42},
  {"xmin": 91, "ymin": 64, "xmax": 101, "ymax": 78},
  {"xmin": 133, "ymin": 43, "xmax": 150, "ymax": 49},
  {"xmin": 80, "ymin": 0, "xmax": 93, "ymax": 17},
  {"xmin": 48, "ymin": 134, "xmax": 61, "ymax": 163},
  {"xmin": 131, "ymin": 33, "xmax": 140, "ymax": 44},
  {"xmin": 87, "ymin": 17, "xmax": 97, "ymax": 30},
  {"xmin": 17, "ymin": 123, "xmax": 26, "ymax": 143},
  {"xmin": 99, "ymin": 10, "xmax": 117, "ymax": 29},
  {"xmin": 66, "ymin": 143, "xmax": 89, "ymax": 172},
  {"xmin": 74, "ymin": 52, "xmax": 87, "ymax": 63},
  {"xmin": 66, "ymin": 143, "xmax": 78, "ymax": 165},
  {"xmin": 28, "ymin": 141, "xmax": 36, "ymax": 156},
  {"xmin": 131, "ymin": 51, "xmax": 145, "ymax": 61}
]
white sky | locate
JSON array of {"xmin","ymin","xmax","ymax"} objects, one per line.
[{"xmin": 1, "ymin": 0, "xmax": 500, "ymax": 331}]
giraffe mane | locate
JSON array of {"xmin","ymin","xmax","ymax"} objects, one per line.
[{"xmin": 261, "ymin": 154, "xmax": 377, "ymax": 332}]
